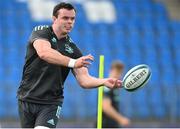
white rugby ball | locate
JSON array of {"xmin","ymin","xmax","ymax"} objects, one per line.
[{"xmin": 122, "ymin": 64, "xmax": 151, "ymax": 92}]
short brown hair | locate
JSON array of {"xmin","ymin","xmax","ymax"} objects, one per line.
[
  {"xmin": 53, "ymin": 2, "xmax": 76, "ymax": 18},
  {"xmin": 110, "ymin": 60, "xmax": 124, "ymax": 72}
]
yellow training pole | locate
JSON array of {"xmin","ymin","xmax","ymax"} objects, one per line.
[{"xmin": 97, "ymin": 55, "xmax": 104, "ymax": 129}]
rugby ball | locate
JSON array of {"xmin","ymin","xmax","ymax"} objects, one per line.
[{"xmin": 122, "ymin": 64, "xmax": 151, "ymax": 92}]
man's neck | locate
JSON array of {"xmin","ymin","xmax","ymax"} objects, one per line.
[{"xmin": 52, "ymin": 25, "xmax": 67, "ymax": 39}]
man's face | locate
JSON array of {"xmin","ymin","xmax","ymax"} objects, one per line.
[
  {"xmin": 110, "ymin": 69, "xmax": 122, "ymax": 79},
  {"xmin": 53, "ymin": 8, "xmax": 75, "ymax": 34}
]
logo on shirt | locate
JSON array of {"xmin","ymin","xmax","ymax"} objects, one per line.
[
  {"xmin": 65, "ymin": 44, "xmax": 74, "ymax": 54},
  {"xmin": 69, "ymin": 37, "xmax": 74, "ymax": 43},
  {"xmin": 47, "ymin": 119, "xmax": 55, "ymax": 126},
  {"xmin": 56, "ymin": 106, "xmax": 61, "ymax": 118},
  {"xmin": 51, "ymin": 37, "xmax": 57, "ymax": 43}
]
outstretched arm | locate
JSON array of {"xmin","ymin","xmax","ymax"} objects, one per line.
[
  {"xmin": 33, "ymin": 39, "xmax": 93, "ymax": 68},
  {"xmin": 73, "ymin": 67, "xmax": 122, "ymax": 89},
  {"xmin": 102, "ymin": 97, "xmax": 130, "ymax": 127}
]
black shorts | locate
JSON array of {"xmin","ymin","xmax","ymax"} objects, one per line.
[
  {"xmin": 94, "ymin": 120, "xmax": 120, "ymax": 128},
  {"xmin": 102, "ymin": 119, "xmax": 120, "ymax": 128},
  {"xmin": 18, "ymin": 100, "xmax": 62, "ymax": 128}
]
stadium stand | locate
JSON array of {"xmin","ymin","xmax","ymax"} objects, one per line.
[{"xmin": 0, "ymin": 0, "xmax": 179, "ymax": 125}]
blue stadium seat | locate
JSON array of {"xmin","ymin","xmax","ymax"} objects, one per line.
[
  {"xmin": 154, "ymin": 104, "xmax": 166, "ymax": 118},
  {"xmin": 0, "ymin": 89, "xmax": 6, "ymax": 118},
  {"xmin": 136, "ymin": 102, "xmax": 150, "ymax": 118},
  {"xmin": 153, "ymin": 3, "xmax": 167, "ymax": 16},
  {"xmin": 5, "ymin": 85, "xmax": 18, "ymax": 117}
]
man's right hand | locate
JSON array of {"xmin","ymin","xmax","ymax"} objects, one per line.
[
  {"xmin": 118, "ymin": 116, "xmax": 131, "ymax": 127},
  {"xmin": 74, "ymin": 54, "xmax": 94, "ymax": 68},
  {"xmin": 103, "ymin": 78, "xmax": 122, "ymax": 89}
]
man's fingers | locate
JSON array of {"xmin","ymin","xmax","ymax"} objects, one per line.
[
  {"xmin": 109, "ymin": 79, "xmax": 122, "ymax": 88},
  {"xmin": 104, "ymin": 78, "xmax": 123, "ymax": 89},
  {"xmin": 82, "ymin": 61, "xmax": 91, "ymax": 65},
  {"xmin": 83, "ymin": 57, "xmax": 93, "ymax": 62},
  {"xmin": 84, "ymin": 54, "xmax": 94, "ymax": 61},
  {"xmin": 81, "ymin": 54, "xmax": 94, "ymax": 66},
  {"xmin": 116, "ymin": 80, "xmax": 123, "ymax": 88},
  {"xmin": 116, "ymin": 80, "xmax": 122, "ymax": 85},
  {"xmin": 75, "ymin": 54, "xmax": 94, "ymax": 68}
]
